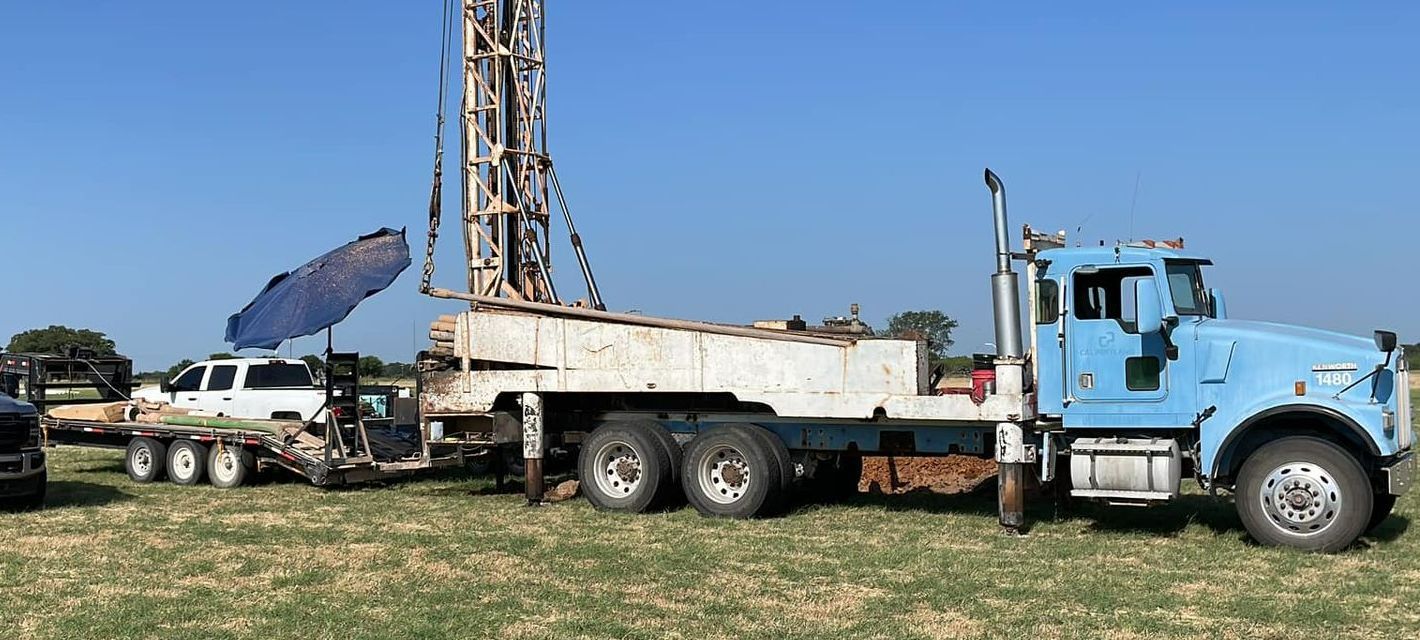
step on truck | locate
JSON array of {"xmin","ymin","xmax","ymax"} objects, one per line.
[{"xmin": 419, "ymin": 169, "xmax": 1414, "ymax": 552}]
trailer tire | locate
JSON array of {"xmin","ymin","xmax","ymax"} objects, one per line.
[
  {"xmin": 1367, "ymin": 493, "xmax": 1397, "ymax": 533},
  {"xmin": 125, "ymin": 438, "xmax": 166, "ymax": 483},
  {"xmin": 167, "ymin": 440, "xmax": 208, "ymax": 486},
  {"xmin": 579, "ymin": 422, "xmax": 674, "ymax": 513},
  {"xmin": 1235, "ymin": 436, "xmax": 1372, "ymax": 552},
  {"xmin": 682, "ymin": 424, "xmax": 784, "ymax": 519},
  {"xmin": 208, "ymin": 446, "xmax": 254, "ymax": 488}
]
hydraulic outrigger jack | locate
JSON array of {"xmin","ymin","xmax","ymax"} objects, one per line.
[{"xmin": 522, "ymin": 392, "xmax": 546, "ymax": 505}]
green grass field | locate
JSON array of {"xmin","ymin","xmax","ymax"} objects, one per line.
[{"xmin": 1, "ymin": 398, "xmax": 1417, "ymax": 639}]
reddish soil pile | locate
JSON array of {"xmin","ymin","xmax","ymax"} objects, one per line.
[{"xmin": 859, "ymin": 455, "xmax": 998, "ymax": 495}]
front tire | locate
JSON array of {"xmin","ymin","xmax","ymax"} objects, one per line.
[
  {"xmin": 167, "ymin": 440, "xmax": 209, "ymax": 486},
  {"xmin": 578, "ymin": 422, "xmax": 675, "ymax": 513},
  {"xmin": 1235, "ymin": 436, "xmax": 1372, "ymax": 552},
  {"xmin": 126, "ymin": 438, "xmax": 166, "ymax": 483}
]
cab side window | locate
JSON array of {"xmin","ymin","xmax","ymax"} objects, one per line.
[
  {"xmin": 1073, "ymin": 266, "xmax": 1153, "ymax": 333},
  {"xmin": 172, "ymin": 366, "xmax": 207, "ymax": 392}
]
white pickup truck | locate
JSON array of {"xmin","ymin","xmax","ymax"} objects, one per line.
[{"xmin": 134, "ymin": 358, "xmax": 325, "ymax": 421}]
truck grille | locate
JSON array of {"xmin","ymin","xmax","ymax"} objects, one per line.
[
  {"xmin": 1399, "ymin": 357, "xmax": 1413, "ymax": 450},
  {"xmin": 0, "ymin": 414, "xmax": 35, "ymax": 453}
]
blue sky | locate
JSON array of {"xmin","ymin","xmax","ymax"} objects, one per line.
[{"xmin": 2, "ymin": 2, "xmax": 1416, "ymax": 370}]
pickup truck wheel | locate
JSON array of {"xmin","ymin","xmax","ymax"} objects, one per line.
[
  {"xmin": 208, "ymin": 446, "xmax": 254, "ymax": 488},
  {"xmin": 579, "ymin": 422, "xmax": 673, "ymax": 513},
  {"xmin": 167, "ymin": 441, "xmax": 209, "ymax": 486},
  {"xmin": 1368, "ymin": 493, "xmax": 1397, "ymax": 533},
  {"xmin": 1236, "ymin": 436, "xmax": 1372, "ymax": 552},
  {"xmin": 125, "ymin": 438, "xmax": 166, "ymax": 483},
  {"xmin": 682, "ymin": 425, "xmax": 784, "ymax": 518}
]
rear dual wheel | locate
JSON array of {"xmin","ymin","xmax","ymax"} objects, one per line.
[
  {"xmin": 579, "ymin": 421, "xmax": 682, "ymax": 513},
  {"xmin": 682, "ymin": 424, "xmax": 792, "ymax": 518}
]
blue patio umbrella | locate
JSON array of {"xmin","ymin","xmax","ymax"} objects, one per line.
[{"xmin": 225, "ymin": 227, "xmax": 411, "ymax": 351}]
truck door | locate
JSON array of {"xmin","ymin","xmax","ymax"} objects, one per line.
[
  {"xmin": 200, "ymin": 364, "xmax": 239, "ymax": 417},
  {"xmin": 168, "ymin": 365, "xmax": 208, "ymax": 410},
  {"xmin": 1067, "ymin": 265, "xmax": 1169, "ymax": 403}
]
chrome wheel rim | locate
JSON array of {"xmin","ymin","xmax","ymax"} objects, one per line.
[
  {"xmin": 698, "ymin": 444, "xmax": 750, "ymax": 505},
  {"xmin": 1258, "ymin": 460, "xmax": 1343, "ymax": 536},
  {"xmin": 592, "ymin": 440, "xmax": 643, "ymax": 498}
]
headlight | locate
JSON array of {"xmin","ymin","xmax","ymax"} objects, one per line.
[{"xmin": 25, "ymin": 417, "xmax": 40, "ymax": 448}]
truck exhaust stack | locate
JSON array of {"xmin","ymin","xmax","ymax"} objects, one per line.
[{"xmin": 985, "ymin": 169, "xmax": 1023, "ymax": 359}]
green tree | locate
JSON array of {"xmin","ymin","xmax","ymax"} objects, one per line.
[
  {"xmin": 165, "ymin": 359, "xmax": 196, "ymax": 381},
  {"xmin": 208, "ymin": 352, "xmax": 237, "ymax": 360},
  {"xmin": 884, "ymin": 310, "xmax": 959, "ymax": 361},
  {"xmin": 300, "ymin": 354, "xmax": 324, "ymax": 374},
  {"xmin": 6, "ymin": 325, "xmax": 117, "ymax": 356},
  {"xmin": 381, "ymin": 362, "xmax": 415, "ymax": 379},
  {"xmin": 1406, "ymin": 344, "xmax": 1420, "ymax": 373},
  {"xmin": 357, "ymin": 355, "xmax": 385, "ymax": 379}
]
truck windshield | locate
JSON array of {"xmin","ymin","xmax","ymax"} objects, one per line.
[
  {"xmin": 245, "ymin": 363, "xmax": 315, "ymax": 389},
  {"xmin": 1164, "ymin": 261, "xmax": 1208, "ymax": 316}
]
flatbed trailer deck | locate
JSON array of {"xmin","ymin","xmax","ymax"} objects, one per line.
[{"xmin": 42, "ymin": 416, "xmax": 465, "ymax": 487}]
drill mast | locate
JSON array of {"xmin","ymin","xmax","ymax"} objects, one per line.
[{"xmin": 457, "ymin": 0, "xmax": 601, "ymax": 307}]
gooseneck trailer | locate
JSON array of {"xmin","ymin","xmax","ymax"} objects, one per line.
[{"xmin": 418, "ymin": 170, "xmax": 1413, "ymax": 552}]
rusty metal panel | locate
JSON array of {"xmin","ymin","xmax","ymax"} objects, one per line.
[{"xmin": 433, "ymin": 308, "xmax": 1032, "ymax": 423}]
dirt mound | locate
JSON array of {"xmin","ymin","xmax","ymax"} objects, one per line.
[{"xmin": 859, "ymin": 455, "xmax": 997, "ymax": 495}]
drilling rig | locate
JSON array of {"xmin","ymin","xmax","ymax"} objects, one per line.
[{"xmin": 423, "ymin": 0, "xmax": 602, "ymax": 309}]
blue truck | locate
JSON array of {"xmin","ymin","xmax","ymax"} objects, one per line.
[{"xmin": 418, "ymin": 169, "xmax": 1413, "ymax": 553}]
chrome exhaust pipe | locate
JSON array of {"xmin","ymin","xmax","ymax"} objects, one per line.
[{"xmin": 984, "ymin": 169, "xmax": 1023, "ymax": 358}]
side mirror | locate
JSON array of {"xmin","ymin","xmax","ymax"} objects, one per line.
[
  {"xmin": 1209, "ymin": 288, "xmax": 1227, "ymax": 319},
  {"xmin": 1135, "ymin": 279, "xmax": 1164, "ymax": 335},
  {"xmin": 1375, "ymin": 330, "xmax": 1398, "ymax": 353},
  {"xmin": 160, "ymin": 379, "xmax": 172, "ymax": 393}
]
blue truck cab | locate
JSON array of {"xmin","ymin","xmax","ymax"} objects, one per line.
[
  {"xmin": 1025, "ymin": 233, "xmax": 1413, "ymax": 551},
  {"xmin": 0, "ymin": 384, "xmax": 46, "ymax": 509}
]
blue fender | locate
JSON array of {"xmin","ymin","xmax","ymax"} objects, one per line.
[{"xmin": 1202, "ymin": 391, "xmax": 1390, "ymax": 481}]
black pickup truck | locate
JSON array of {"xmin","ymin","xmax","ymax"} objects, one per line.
[{"xmin": 0, "ymin": 391, "xmax": 44, "ymax": 509}]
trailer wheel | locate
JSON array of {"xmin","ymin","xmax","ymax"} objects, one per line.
[
  {"xmin": 125, "ymin": 438, "xmax": 166, "ymax": 483},
  {"xmin": 612, "ymin": 421, "xmax": 684, "ymax": 505},
  {"xmin": 682, "ymin": 424, "xmax": 784, "ymax": 518},
  {"xmin": 1235, "ymin": 436, "xmax": 1372, "ymax": 552},
  {"xmin": 208, "ymin": 446, "xmax": 254, "ymax": 488},
  {"xmin": 578, "ymin": 422, "xmax": 673, "ymax": 513},
  {"xmin": 167, "ymin": 440, "xmax": 209, "ymax": 486}
]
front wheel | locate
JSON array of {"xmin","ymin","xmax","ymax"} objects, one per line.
[{"xmin": 1235, "ymin": 436, "xmax": 1372, "ymax": 553}]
